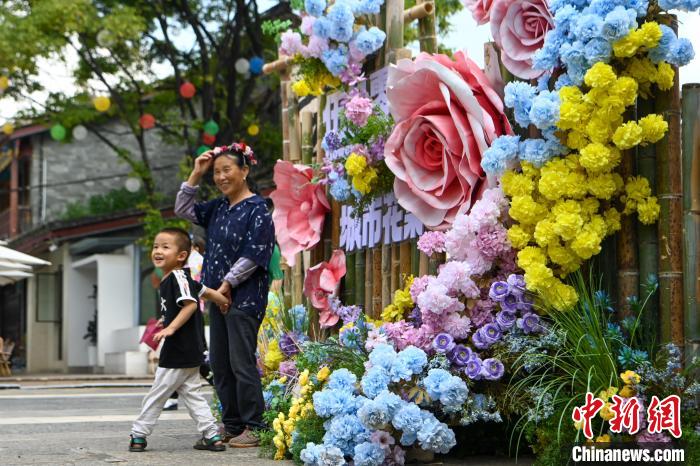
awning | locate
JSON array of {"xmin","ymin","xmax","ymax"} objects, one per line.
[{"xmin": 0, "ymin": 241, "xmax": 51, "ymax": 285}]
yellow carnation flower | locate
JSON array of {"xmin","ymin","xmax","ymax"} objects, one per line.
[
  {"xmin": 510, "ymin": 195, "xmax": 548, "ymax": 226},
  {"xmin": 541, "ymin": 281, "xmax": 578, "ymax": 309},
  {"xmin": 655, "ymin": 62, "xmax": 674, "ymax": 90},
  {"xmin": 518, "ymin": 246, "xmax": 548, "ymax": 268},
  {"xmin": 500, "ymin": 170, "xmax": 534, "ymax": 197},
  {"xmin": 534, "ymin": 219, "xmax": 558, "ymax": 247},
  {"xmin": 586, "ymin": 117, "xmax": 614, "ymax": 144},
  {"xmin": 520, "ymin": 161, "xmax": 540, "ymax": 179},
  {"xmin": 523, "ymin": 262, "xmax": 555, "ymax": 290},
  {"xmin": 621, "ymin": 371, "xmax": 640, "ymax": 387},
  {"xmin": 625, "ymin": 176, "xmax": 652, "ymax": 201},
  {"xmin": 637, "ymin": 197, "xmax": 660, "ymax": 225},
  {"xmin": 620, "ymin": 385, "xmax": 637, "ymax": 398},
  {"xmin": 588, "ymin": 174, "xmax": 618, "ymax": 200},
  {"xmin": 552, "ymin": 201, "xmax": 584, "ymax": 241},
  {"xmin": 317, "ymin": 366, "xmax": 331, "ymax": 382},
  {"xmin": 345, "ymin": 153, "xmax": 367, "ymax": 177},
  {"xmin": 604, "ymin": 208, "xmax": 622, "ymax": 233},
  {"xmin": 264, "ymin": 339, "xmax": 284, "ymax": 371},
  {"xmin": 299, "ymin": 369, "xmax": 310, "ymax": 386},
  {"xmin": 580, "ymin": 142, "xmax": 620, "ymax": 173},
  {"xmin": 507, "ymin": 225, "xmax": 532, "ymax": 249},
  {"xmin": 639, "ymin": 114, "xmax": 668, "ymax": 144},
  {"xmin": 566, "ymin": 131, "xmax": 589, "ymax": 150},
  {"xmin": 613, "ymin": 122, "xmax": 643, "ymax": 150},
  {"xmin": 570, "ymin": 225, "xmax": 603, "ymax": 259},
  {"xmin": 291, "ymin": 80, "xmax": 312, "ymax": 97},
  {"xmin": 611, "ymin": 76, "xmax": 638, "ymax": 107},
  {"xmin": 638, "ymin": 21, "xmax": 662, "ymax": 48},
  {"xmin": 613, "ymin": 34, "xmax": 640, "ymax": 58},
  {"xmin": 585, "ymin": 63, "xmax": 618, "ymax": 89}
]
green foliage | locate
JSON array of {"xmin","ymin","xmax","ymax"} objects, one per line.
[
  {"xmin": 139, "ymin": 204, "xmax": 189, "ymax": 247},
  {"xmin": 257, "ymin": 428, "xmax": 278, "ymax": 459},
  {"xmin": 262, "ymin": 19, "xmax": 293, "ymax": 40},
  {"xmin": 61, "ymin": 188, "xmax": 148, "ymax": 221},
  {"xmin": 289, "ymin": 413, "xmax": 325, "ymax": 464},
  {"xmin": 295, "ymin": 339, "xmax": 368, "ymax": 378},
  {"xmin": 403, "ymin": 0, "xmax": 465, "ymax": 53}
]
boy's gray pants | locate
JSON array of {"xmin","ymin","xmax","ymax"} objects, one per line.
[{"xmin": 131, "ymin": 366, "xmax": 219, "ymax": 439}]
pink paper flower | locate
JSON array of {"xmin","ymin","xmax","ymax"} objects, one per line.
[
  {"xmin": 344, "ymin": 91, "xmax": 373, "ymax": 127},
  {"xmin": 385, "ymin": 51, "xmax": 512, "ymax": 229},
  {"xmin": 463, "ymin": 0, "xmax": 495, "ymax": 25},
  {"xmin": 279, "ymin": 30, "xmax": 303, "ymax": 57},
  {"xmin": 270, "ymin": 160, "xmax": 330, "ymax": 266},
  {"xmin": 300, "ymin": 15, "xmax": 316, "ymax": 36},
  {"xmin": 417, "ymin": 231, "xmax": 446, "ymax": 256},
  {"xmin": 490, "ymin": 0, "xmax": 553, "ymax": 79},
  {"xmin": 303, "ymin": 250, "xmax": 346, "ymax": 328}
]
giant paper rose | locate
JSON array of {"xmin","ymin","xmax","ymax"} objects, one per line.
[
  {"xmin": 303, "ymin": 250, "xmax": 346, "ymax": 328},
  {"xmin": 384, "ymin": 51, "xmax": 512, "ymax": 229},
  {"xmin": 490, "ymin": 0, "xmax": 553, "ymax": 79},
  {"xmin": 270, "ymin": 160, "xmax": 330, "ymax": 266},
  {"xmin": 463, "ymin": 0, "xmax": 495, "ymax": 25}
]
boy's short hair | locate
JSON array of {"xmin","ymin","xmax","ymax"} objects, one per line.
[{"xmin": 158, "ymin": 227, "xmax": 192, "ymax": 264}]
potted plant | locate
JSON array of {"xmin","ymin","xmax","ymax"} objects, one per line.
[{"xmin": 84, "ymin": 286, "xmax": 98, "ymax": 367}]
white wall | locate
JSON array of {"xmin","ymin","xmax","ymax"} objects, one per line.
[
  {"xmin": 63, "ymin": 246, "xmax": 96, "ymax": 369},
  {"xmin": 96, "ymin": 254, "xmax": 134, "ymax": 367}
]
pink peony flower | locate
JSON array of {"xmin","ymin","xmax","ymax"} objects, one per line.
[
  {"xmin": 300, "ymin": 15, "xmax": 316, "ymax": 36},
  {"xmin": 443, "ymin": 312, "xmax": 472, "ymax": 340},
  {"xmin": 470, "ymin": 300, "xmax": 496, "ymax": 327},
  {"xmin": 365, "ymin": 327, "xmax": 390, "ymax": 351},
  {"xmin": 279, "ymin": 30, "xmax": 303, "ymax": 57},
  {"xmin": 303, "ymin": 250, "xmax": 346, "ymax": 328},
  {"xmin": 385, "ymin": 51, "xmax": 512, "ymax": 229},
  {"xmin": 473, "ymin": 224, "xmax": 510, "ymax": 259},
  {"xmin": 344, "ymin": 91, "xmax": 374, "ymax": 127},
  {"xmin": 302, "ymin": 35, "xmax": 329, "ymax": 59},
  {"xmin": 417, "ymin": 278, "xmax": 465, "ymax": 315},
  {"xmin": 437, "ymin": 261, "xmax": 480, "ymax": 298},
  {"xmin": 489, "ymin": 0, "xmax": 553, "ymax": 79},
  {"xmin": 417, "ymin": 231, "xmax": 446, "ymax": 256},
  {"xmin": 409, "ymin": 275, "xmax": 431, "ymax": 302},
  {"xmin": 464, "ymin": 0, "xmax": 496, "ymax": 25},
  {"xmin": 270, "ymin": 160, "xmax": 330, "ymax": 266}
]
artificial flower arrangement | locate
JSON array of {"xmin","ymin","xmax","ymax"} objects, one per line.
[
  {"xmin": 476, "ymin": 0, "xmax": 698, "ymax": 309},
  {"xmin": 321, "ymin": 89, "xmax": 395, "ymax": 214},
  {"xmin": 278, "ymin": 0, "xmax": 387, "ymax": 97}
]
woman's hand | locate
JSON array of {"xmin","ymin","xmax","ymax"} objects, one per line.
[
  {"xmin": 187, "ymin": 151, "xmax": 214, "ymax": 186},
  {"xmin": 216, "ymin": 281, "xmax": 232, "ymax": 315}
]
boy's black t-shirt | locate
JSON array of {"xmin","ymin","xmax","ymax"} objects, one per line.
[{"xmin": 159, "ymin": 268, "xmax": 206, "ymax": 368}]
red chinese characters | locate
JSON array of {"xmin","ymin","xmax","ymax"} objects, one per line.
[
  {"xmin": 572, "ymin": 392, "xmax": 605, "ymax": 439},
  {"xmin": 609, "ymin": 395, "xmax": 642, "ymax": 435},
  {"xmin": 647, "ymin": 395, "xmax": 682, "ymax": 438}
]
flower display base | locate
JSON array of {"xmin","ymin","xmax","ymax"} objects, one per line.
[{"xmin": 405, "ymin": 446, "xmax": 435, "ymax": 463}]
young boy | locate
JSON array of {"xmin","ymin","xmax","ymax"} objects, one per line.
[{"xmin": 129, "ymin": 227, "xmax": 228, "ymax": 453}]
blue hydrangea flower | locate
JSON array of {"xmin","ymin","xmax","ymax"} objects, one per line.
[
  {"xmin": 305, "ymin": 0, "xmax": 327, "ymax": 17},
  {"xmin": 322, "ymin": 46, "xmax": 349, "ymax": 76},
  {"xmin": 312, "ymin": 16, "xmax": 333, "ymax": 39},
  {"xmin": 574, "ymin": 14, "xmax": 604, "ymax": 43},
  {"xmin": 328, "ymin": 368, "xmax": 358, "ymax": 393},
  {"xmin": 354, "ymin": 441, "xmax": 386, "ymax": 466},
  {"xmin": 357, "ymin": 398, "xmax": 392, "ymax": 429},
  {"xmin": 368, "ymin": 344, "xmax": 397, "ymax": 371},
  {"xmin": 481, "ymin": 135, "xmax": 521, "ymax": 175},
  {"xmin": 519, "ymin": 138, "xmax": 551, "ymax": 167},
  {"xmin": 554, "ymin": 73, "xmax": 574, "ymax": 89},
  {"xmin": 328, "ymin": 2, "xmax": 355, "ymax": 42},
  {"xmin": 373, "ymin": 389, "xmax": 402, "ymax": 417},
  {"xmin": 667, "ymin": 38, "xmax": 695, "ymax": 66},
  {"xmin": 417, "ymin": 411, "xmax": 456, "ymax": 454},
  {"xmin": 262, "ymin": 390, "xmax": 273, "ymax": 407},
  {"xmin": 553, "ymin": 5, "xmax": 580, "ymax": 34},
  {"xmin": 355, "ymin": 27, "xmax": 386, "ymax": 56},
  {"xmin": 422, "ymin": 368, "xmax": 452, "ymax": 400},
  {"xmin": 529, "ymin": 90, "xmax": 560, "ymax": 130},
  {"xmin": 626, "ymin": 0, "xmax": 650, "ymax": 16},
  {"xmin": 330, "ymin": 177, "xmax": 351, "ymax": 201},
  {"xmin": 439, "ymin": 377, "xmax": 469, "ymax": 413},
  {"xmin": 602, "ymin": 6, "xmax": 637, "ymax": 41},
  {"xmin": 589, "ymin": 0, "xmax": 621, "ymax": 16},
  {"xmin": 560, "ymin": 41, "xmax": 588, "ymax": 85},
  {"xmin": 648, "ymin": 24, "xmax": 675, "ymax": 63},
  {"xmin": 392, "ymin": 402, "xmax": 423, "ymax": 440},
  {"xmin": 323, "ymin": 413, "xmax": 370, "ymax": 456},
  {"xmin": 300, "ymin": 442, "xmax": 323, "ymax": 465},
  {"xmin": 585, "ymin": 37, "xmax": 613, "ymax": 65},
  {"xmin": 313, "ymin": 388, "xmax": 358, "ymax": 417},
  {"xmin": 504, "ymin": 81, "xmax": 536, "ymax": 127},
  {"xmin": 389, "ymin": 357, "xmax": 412, "ymax": 382},
  {"xmin": 397, "ymin": 345, "xmax": 427, "ymax": 374},
  {"xmin": 361, "ymin": 366, "xmax": 390, "ymax": 399}
]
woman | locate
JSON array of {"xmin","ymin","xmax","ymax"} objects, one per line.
[{"xmin": 174, "ymin": 143, "xmax": 274, "ymax": 448}]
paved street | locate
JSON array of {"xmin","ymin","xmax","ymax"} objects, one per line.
[{"xmin": 0, "ymin": 385, "xmax": 286, "ymax": 465}]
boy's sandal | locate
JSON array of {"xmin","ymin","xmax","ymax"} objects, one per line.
[
  {"xmin": 193, "ymin": 434, "xmax": 226, "ymax": 452},
  {"xmin": 129, "ymin": 436, "xmax": 147, "ymax": 452}
]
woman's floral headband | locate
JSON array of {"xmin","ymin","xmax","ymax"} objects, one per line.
[{"xmin": 212, "ymin": 142, "xmax": 257, "ymax": 165}]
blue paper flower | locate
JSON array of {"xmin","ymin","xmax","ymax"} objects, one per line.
[
  {"xmin": 368, "ymin": 343, "xmax": 397, "ymax": 371},
  {"xmin": 328, "ymin": 2, "xmax": 355, "ymax": 42},
  {"xmin": 355, "ymin": 27, "xmax": 386, "ymax": 56},
  {"xmin": 602, "ymin": 6, "xmax": 637, "ymax": 41},
  {"xmin": 574, "ymin": 14, "xmax": 604, "ymax": 43},
  {"xmin": 313, "ymin": 388, "xmax": 357, "ymax": 417},
  {"xmin": 322, "ymin": 46, "xmax": 350, "ymax": 76},
  {"xmin": 312, "ymin": 16, "xmax": 333, "ymax": 39},
  {"xmin": 357, "ymin": 398, "xmax": 392, "ymax": 429},
  {"xmin": 668, "ymin": 38, "xmax": 695, "ymax": 66},
  {"xmin": 361, "ymin": 366, "xmax": 390, "ymax": 399},
  {"xmin": 397, "ymin": 345, "xmax": 427, "ymax": 374},
  {"xmin": 504, "ymin": 81, "xmax": 536, "ymax": 127},
  {"xmin": 529, "ymin": 90, "xmax": 560, "ymax": 130},
  {"xmin": 330, "ymin": 177, "xmax": 351, "ymax": 201},
  {"xmin": 422, "ymin": 368, "xmax": 451, "ymax": 400},
  {"xmin": 305, "ymin": 0, "xmax": 327, "ymax": 17},
  {"xmin": 328, "ymin": 368, "xmax": 358, "ymax": 393},
  {"xmin": 481, "ymin": 135, "xmax": 521, "ymax": 175},
  {"xmin": 354, "ymin": 441, "xmax": 386, "ymax": 466}
]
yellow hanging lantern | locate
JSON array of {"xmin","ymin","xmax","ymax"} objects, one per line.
[
  {"xmin": 0, "ymin": 76, "xmax": 8, "ymax": 91},
  {"xmin": 247, "ymin": 124, "xmax": 260, "ymax": 136},
  {"xmin": 2, "ymin": 123, "xmax": 13, "ymax": 135},
  {"xmin": 93, "ymin": 96, "xmax": 111, "ymax": 112}
]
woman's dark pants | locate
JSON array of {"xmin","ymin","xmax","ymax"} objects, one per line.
[{"xmin": 209, "ymin": 305, "xmax": 265, "ymax": 434}]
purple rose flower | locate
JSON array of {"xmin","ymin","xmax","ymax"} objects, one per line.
[
  {"xmin": 507, "ymin": 274, "xmax": 526, "ymax": 297},
  {"xmin": 517, "ymin": 312, "xmax": 541, "ymax": 334},
  {"xmin": 465, "ymin": 356, "xmax": 483, "ymax": 380},
  {"xmin": 278, "ymin": 359, "xmax": 298, "ymax": 378},
  {"xmin": 481, "ymin": 323, "xmax": 502, "ymax": 345},
  {"xmin": 489, "ymin": 281, "xmax": 509, "ymax": 302},
  {"xmin": 337, "ymin": 304, "xmax": 361, "ymax": 323},
  {"xmin": 471, "ymin": 329, "xmax": 489, "ymax": 350},
  {"xmin": 495, "ymin": 310, "xmax": 517, "ymax": 331},
  {"xmin": 448, "ymin": 344, "xmax": 473, "ymax": 367},
  {"xmin": 279, "ymin": 332, "xmax": 301, "ymax": 357},
  {"xmin": 501, "ymin": 293, "xmax": 519, "ymax": 312},
  {"xmin": 408, "ymin": 306, "xmax": 422, "ymax": 328},
  {"xmin": 432, "ymin": 333, "xmax": 455, "ymax": 353},
  {"xmin": 480, "ymin": 358, "xmax": 504, "ymax": 380},
  {"xmin": 517, "ymin": 292, "xmax": 534, "ymax": 312},
  {"xmin": 322, "ymin": 131, "xmax": 342, "ymax": 152}
]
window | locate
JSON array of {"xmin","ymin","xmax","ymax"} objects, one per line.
[{"xmin": 36, "ymin": 271, "xmax": 62, "ymax": 323}]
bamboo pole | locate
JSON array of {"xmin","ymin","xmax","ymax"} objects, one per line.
[
  {"xmin": 288, "ymin": 82, "xmax": 302, "ymax": 163},
  {"xmin": 356, "ymin": 247, "xmax": 365, "ymax": 306},
  {"xmin": 301, "ymin": 111, "xmax": 314, "ymax": 165},
  {"xmin": 416, "ymin": 0, "xmax": 437, "ymax": 54},
  {"xmin": 617, "ymin": 108, "xmax": 639, "ymax": 317},
  {"xmin": 391, "ymin": 243, "xmax": 400, "ymax": 295},
  {"xmin": 404, "ymin": 1, "xmax": 434, "ymax": 22},
  {"xmin": 419, "ymin": 252, "xmax": 429, "ymax": 276},
  {"xmin": 655, "ymin": 15, "xmax": 684, "ymax": 346},
  {"xmin": 281, "ymin": 69, "xmax": 291, "ymax": 162},
  {"xmin": 317, "ymin": 95, "xmax": 327, "ymax": 164},
  {"xmin": 411, "ymin": 239, "xmax": 420, "ymax": 276},
  {"xmin": 373, "ymin": 246, "xmax": 383, "ymax": 318},
  {"xmin": 365, "ymin": 249, "xmax": 373, "ymax": 312},
  {"xmin": 682, "ymin": 83, "xmax": 700, "ymax": 364},
  {"xmin": 331, "ymin": 201, "xmax": 341, "ymax": 249},
  {"xmin": 293, "ymin": 254, "xmax": 303, "ymax": 306},
  {"xmin": 344, "ymin": 252, "xmax": 356, "ymax": 305},
  {"xmin": 384, "ymin": 0, "xmax": 405, "ymax": 65},
  {"xmin": 637, "ymin": 98, "xmax": 659, "ymax": 341},
  {"xmin": 400, "ymin": 241, "xmax": 412, "ymax": 278},
  {"xmin": 382, "ymin": 243, "xmax": 392, "ymax": 309}
]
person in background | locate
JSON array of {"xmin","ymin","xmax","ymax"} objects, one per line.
[{"xmin": 265, "ymin": 198, "xmax": 284, "ymax": 296}]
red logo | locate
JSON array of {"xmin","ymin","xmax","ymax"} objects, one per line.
[
  {"xmin": 572, "ymin": 392, "xmax": 605, "ymax": 439},
  {"xmin": 647, "ymin": 395, "xmax": 682, "ymax": 438}
]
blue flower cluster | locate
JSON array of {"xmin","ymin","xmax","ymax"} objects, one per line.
[
  {"xmin": 300, "ymin": 442, "xmax": 345, "ymax": 466},
  {"xmin": 354, "ymin": 441, "xmax": 386, "ymax": 466},
  {"xmin": 648, "ymin": 24, "xmax": 695, "ymax": 66},
  {"xmin": 658, "ymin": 0, "xmax": 700, "ymax": 12},
  {"xmin": 422, "ymin": 368, "xmax": 469, "ymax": 413},
  {"xmin": 313, "ymin": 387, "xmax": 359, "ymax": 417},
  {"xmin": 327, "ymin": 368, "xmax": 357, "ymax": 393}
]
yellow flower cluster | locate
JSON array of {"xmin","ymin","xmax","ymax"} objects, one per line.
[
  {"xmin": 271, "ymin": 368, "xmax": 323, "ymax": 460},
  {"xmin": 613, "ymin": 22, "xmax": 662, "ymax": 58},
  {"xmin": 291, "ymin": 72, "xmax": 340, "ymax": 97},
  {"xmin": 345, "ymin": 152, "xmax": 378, "ymax": 194},
  {"xmin": 623, "ymin": 58, "xmax": 674, "ymax": 98},
  {"xmin": 264, "ymin": 339, "xmax": 284, "ymax": 371},
  {"xmin": 622, "ymin": 176, "xmax": 660, "ymax": 225},
  {"xmin": 381, "ymin": 276, "xmax": 415, "ymax": 322}
]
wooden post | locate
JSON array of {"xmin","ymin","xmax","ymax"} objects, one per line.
[
  {"xmin": 411, "ymin": 239, "xmax": 420, "ymax": 276},
  {"xmin": 384, "ymin": 0, "xmax": 405, "ymax": 65},
  {"xmin": 617, "ymin": 109, "xmax": 639, "ymax": 317},
  {"xmin": 293, "ymin": 254, "xmax": 303, "ymax": 306},
  {"xmin": 288, "ymin": 82, "xmax": 302, "ymax": 163},
  {"xmin": 373, "ymin": 246, "xmax": 383, "ymax": 318},
  {"xmin": 391, "ymin": 243, "xmax": 400, "ymax": 295},
  {"xmin": 344, "ymin": 252, "xmax": 356, "ymax": 305},
  {"xmin": 400, "ymin": 241, "xmax": 412, "ymax": 278},
  {"xmin": 416, "ymin": 0, "xmax": 437, "ymax": 54},
  {"xmin": 365, "ymin": 249, "xmax": 373, "ymax": 311},
  {"xmin": 356, "ymin": 248, "xmax": 365, "ymax": 307},
  {"xmin": 682, "ymin": 83, "xmax": 700, "ymax": 364},
  {"xmin": 655, "ymin": 15, "xmax": 684, "ymax": 346},
  {"xmin": 301, "ymin": 111, "xmax": 314, "ymax": 165},
  {"xmin": 281, "ymin": 69, "xmax": 291, "ymax": 161},
  {"xmin": 317, "ymin": 95, "xmax": 327, "ymax": 164},
  {"xmin": 637, "ymin": 98, "xmax": 659, "ymax": 341},
  {"xmin": 382, "ymin": 243, "xmax": 392, "ymax": 309}
]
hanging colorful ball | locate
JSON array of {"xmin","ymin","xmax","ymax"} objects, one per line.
[
  {"xmin": 72, "ymin": 125, "xmax": 88, "ymax": 141},
  {"xmin": 203, "ymin": 119, "xmax": 219, "ymax": 135},
  {"xmin": 196, "ymin": 145, "xmax": 211, "ymax": 156},
  {"xmin": 125, "ymin": 177, "xmax": 142, "ymax": 193},
  {"xmin": 50, "ymin": 124, "xmax": 67, "ymax": 141},
  {"xmin": 202, "ymin": 133, "xmax": 216, "ymax": 145},
  {"xmin": 93, "ymin": 96, "xmax": 111, "ymax": 112},
  {"xmin": 2, "ymin": 123, "xmax": 13, "ymax": 135},
  {"xmin": 249, "ymin": 57, "xmax": 264, "ymax": 75},
  {"xmin": 0, "ymin": 76, "xmax": 9, "ymax": 91},
  {"xmin": 247, "ymin": 124, "xmax": 260, "ymax": 136},
  {"xmin": 96, "ymin": 30, "xmax": 115, "ymax": 47},
  {"xmin": 179, "ymin": 82, "xmax": 196, "ymax": 99},
  {"xmin": 139, "ymin": 113, "xmax": 156, "ymax": 130},
  {"xmin": 234, "ymin": 58, "xmax": 250, "ymax": 75}
]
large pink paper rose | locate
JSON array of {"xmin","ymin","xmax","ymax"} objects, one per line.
[
  {"xmin": 490, "ymin": 0, "xmax": 553, "ymax": 79},
  {"xmin": 384, "ymin": 51, "xmax": 512, "ymax": 230},
  {"xmin": 303, "ymin": 250, "xmax": 347, "ymax": 328},
  {"xmin": 270, "ymin": 160, "xmax": 330, "ymax": 266},
  {"xmin": 463, "ymin": 0, "xmax": 495, "ymax": 25}
]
